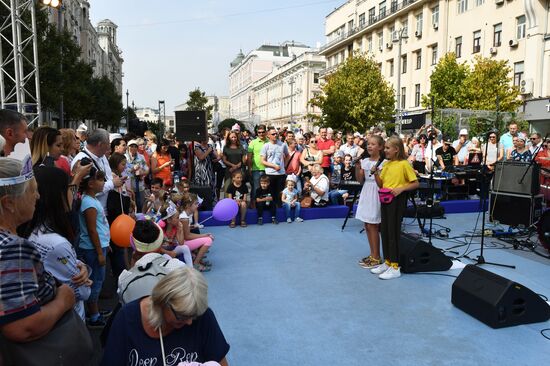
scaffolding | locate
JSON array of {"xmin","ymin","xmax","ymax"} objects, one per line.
[{"xmin": 0, "ymin": 0, "xmax": 42, "ymax": 126}]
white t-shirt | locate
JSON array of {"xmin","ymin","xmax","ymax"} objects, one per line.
[{"xmin": 310, "ymin": 174, "xmax": 330, "ymax": 202}]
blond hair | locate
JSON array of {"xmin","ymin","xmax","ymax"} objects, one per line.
[{"xmin": 386, "ymin": 136, "xmax": 407, "ymax": 160}]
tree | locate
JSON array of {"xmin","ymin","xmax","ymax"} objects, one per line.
[
  {"xmin": 421, "ymin": 53, "xmax": 470, "ymax": 110},
  {"xmin": 185, "ymin": 88, "xmax": 213, "ymax": 121},
  {"xmin": 89, "ymin": 76, "xmax": 123, "ymax": 129},
  {"xmin": 309, "ymin": 53, "xmax": 395, "ymax": 133},
  {"xmin": 218, "ymin": 118, "xmax": 245, "ymax": 133}
]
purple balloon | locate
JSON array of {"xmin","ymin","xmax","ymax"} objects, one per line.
[{"xmin": 212, "ymin": 198, "xmax": 239, "ymax": 221}]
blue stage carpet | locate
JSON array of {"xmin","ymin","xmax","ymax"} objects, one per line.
[{"xmin": 203, "ymin": 213, "xmax": 550, "ymax": 365}]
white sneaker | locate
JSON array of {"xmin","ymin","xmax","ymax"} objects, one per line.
[
  {"xmin": 379, "ymin": 266, "xmax": 401, "ymax": 280},
  {"xmin": 198, "ymin": 224, "xmax": 204, "ymax": 229},
  {"xmin": 370, "ymin": 262, "xmax": 389, "ymax": 274},
  {"xmin": 295, "ymin": 217, "xmax": 304, "ymax": 222},
  {"xmin": 287, "ymin": 218, "xmax": 292, "ymax": 223}
]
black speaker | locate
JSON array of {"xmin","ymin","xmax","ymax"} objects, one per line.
[
  {"xmin": 399, "ymin": 233, "xmax": 453, "ymax": 273},
  {"xmin": 175, "ymin": 111, "xmax": 207, "ymax": 141},
  {"xmin": 452, "ymin": 265, "xmax": 550, "ymax": 328},
  {"xmin": 492, "ymin": 161, "xmax": 540, "ymax": 195},
  {"xmin": 489, "ymin": 192, "xmax": 543, "ymax": 227}
]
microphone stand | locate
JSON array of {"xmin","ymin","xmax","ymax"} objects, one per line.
[
  {"xmin": 425, "ymin": 139, "xmax": 437, "ymax": 245},
  {"xmin": 476, "ymin": 130, "xmax": 515, "ymax": 269}
]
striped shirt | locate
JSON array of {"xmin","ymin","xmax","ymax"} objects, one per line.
[{"xmin": 0, "ymin": 230, "xmax": 57, "ymax": 326}]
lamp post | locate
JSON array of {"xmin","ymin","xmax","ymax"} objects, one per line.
[
  {"xmin": 288, "ymin": 76, "xmax": 295, "ymax": 125},
  {"xmin": 126, "ymin": 89, "xmax": 129, "ymax": 128},
  {"xmin": 393, "ymin": 27, "xmax": 408, "ymax": 134},
  {"xmin": 158, "ymin": 100, "xmax": 165, "ymax": 137}
]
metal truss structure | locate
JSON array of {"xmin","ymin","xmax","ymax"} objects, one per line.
[{"xmin": 0, "ymin": 0, "xmax": 42, "ymax": 126}]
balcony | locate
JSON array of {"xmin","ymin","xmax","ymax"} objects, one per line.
[{"xmin": 320, "ymin": 0, "xmax": 418, "ymax": 54}]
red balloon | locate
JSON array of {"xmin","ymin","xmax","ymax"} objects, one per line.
[{"xmin": 110, "ymin": 214, "xmax": 135, "ymax": 247}]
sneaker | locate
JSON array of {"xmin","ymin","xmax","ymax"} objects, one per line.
[
  {"xmin": 360, "ymin": 256, "xmax": 382, "ymax": 269},
  {"xmin": 99, "ymin": 309, "xmax": 113, "ymax": 318},
  {"xmin": 287, "ymin": 218, "xmax": 292, "ymax": 223},
  {"xmin": 86, "ymin": 315, "xmax": 106, "ymax": 329},
  {"xmin": 370, "ymin": 262, "xmax": 389, "ymax": 274},
  {"xmin": 295, "ymin": 217, "xmax": 304, "ymax": 222},
  {"xmin": 198, "ymin": 224, "xmax": 204, "ymax": 229},
  {"xmin": 272, "ymin": 217, "xmax": 278, "ymax": 225},
  {"xmin": 379, "ymin": 266, "xmax": 401, "ymax": 280},
  {"xmin": 257, "ymin": 217, "xmax": 263, "ymax": 225}
]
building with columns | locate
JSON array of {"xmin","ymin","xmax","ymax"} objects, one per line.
[
  {"xmin": 253, "ymin": 51, "xmax": 326, "ymax": 131},
  {"xmin": 319, "ymin": 0, "xmax": 550, "ymax": 131}
]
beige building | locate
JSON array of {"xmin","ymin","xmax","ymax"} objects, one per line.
[
  {"xmin": 229, "ymin": 42, "xmax": 312, "ymax": 124},
  {"xmin": 253, "ymin": 51, "xmax": 326, "ymax": 131},
  {"xmin": 319, "ymin": 0, "xmax": 549, "ymax": 129}
]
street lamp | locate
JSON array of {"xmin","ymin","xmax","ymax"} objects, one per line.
[
  {"xmin": 288, "ymin": 76, "xmax": 295, "ymax": 125},
  {"xmin": 126, "ymin": 90, "xmax": 129, "ymax": 128},
  {"xmin": 40, "ymin": 0, "xmax": 61, "ymax": 7},
  {"xmin": 158, "ymin": 100, "xmax": 165, "ymax": 137},
  {"xmin": 393, "ymin": 27, "xmax": 408, "ymax": 134}
]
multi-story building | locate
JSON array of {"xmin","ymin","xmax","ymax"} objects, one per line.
[
  {"xmin": 229, "ymin": 42, "xmax": 312, "ymax": 123},
  {"xmin": 319, "ymin": 0, "xmax": 550, "ymax": 131},
  {"xmin": 207, "ymin": 96, "xmax": 231, "ymax": 127},
  {"xmin": 253, "ymin": 51, "xmax": 326, "ymax": 131}
]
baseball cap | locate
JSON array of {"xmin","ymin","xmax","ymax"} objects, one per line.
[
  {"xmin": 459, "ymin": 128, "xmax": 468, "ymax": 136},
  {"xmin": 127, "ymin": 139, "xmax": 139, "ymax": 146}
]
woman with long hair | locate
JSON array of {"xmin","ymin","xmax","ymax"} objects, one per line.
[
  {"xmin": 222, "ymin": 131, "xmax": 247, "ymax": 191},
  {"xmin": 299, "ymin": 135, "xmax": 323, "ymax": 180},
  {"xmin": 151, "ymin": 138, "xmax": 173, "ymax": 187},
  {"xmin": 30, "ymin": 126, "xmax": 69, "ymax": 175},
  {"xmin": 59, "ymin": 128, "xmax": 80, "ymax": 164}
]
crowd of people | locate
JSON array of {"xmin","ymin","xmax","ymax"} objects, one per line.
[{"xmin": 0, "ymin": 106, "xmax": 546, "ymax": 365}]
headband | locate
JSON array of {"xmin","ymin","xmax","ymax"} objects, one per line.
[{"xmin": 0, "ymin": 155, "xmax": 34, "ymax": 187}]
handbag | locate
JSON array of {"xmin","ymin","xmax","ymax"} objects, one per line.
[
  {"xmin": 0, "ymin": 309, "xmax": 93, "ymax": 366},
  {"xmin": 300, "ymin": 195, "xmax": 313, "ymax": 208},
  {"xmin": 378, "ymin": 188, "xmax": 395, "ymax": 204}
]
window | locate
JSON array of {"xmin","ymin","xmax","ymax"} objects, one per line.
[
  {"xmin": 359, "ymin": 13, "xmax": 366, "ymax": 27},
  {"xmin": 517, "ymin": 15, "xmax": 526, "ymax": 39},
  {"xmin": 348, "ymin": 44, "xmax": 353, "ymax": 57},
  {"xmin": 379, "ymin": 1, "xmax": 386, "ymax": 18},
  {"xmin": 389, "ymin": 59, "xmax": 394, "ymax": 77},
  {"xmin": 473, "ymin": 30, "xmax": 481, "ymax": 53},
  {"xmin": 458, "ymin": 0, "xmax": 468, "ymax": 14},
  {"xmin": 432, "ymin": 5, "xmax": 439, "ymax": 26},
  {"xmin": 415, "ymin": 51, "xmax": 421, "ymax": 69},
  {"xmin": 378, "ymin": 31, "xmax": 384, "ymax": 50},
  {"xmin": 348, "ymin": 20, "xmax": 354, "ymax": 33},
  {"xmin": 369, "ymin": 7, "xmax": 376, "ymax": 23},
  {"xmin": 401, "ymin": 87, "xmax": 406, "ymax": 109},
  {"xmin": 391, "ymin": 0, "xmax": 398, "ymax": 12},
  {"xmin": 402, "ymin": 19, "xmax": 408, "ymax": 37},
  {"xmin": 368, "ymin": 36, "xmax": 373, "ymax": 52},
  {"xmin": 415, "ymin": 84, "xmax": 421, "ymax": 107},
  {"xmin": 514, "ymin": 62, "xmax": 524, "ymax": 86},
  {"xmin": 493, "ymin": 23, "xmax": 502, "ymax": 47},
  {"xmin": 314, "ymin": 73, "xmax": 319, "ymax": 84},
  {"xmin": 390, "ymin": 25, "xmax": 395, "ymax": 41},
  {"xmin": 340, "ymin": 51, "xmax": 345, "ymax": 63},
  {"xmin": 455, "ymin": 36, "xmax": 462, "ymax": 57},
  {"xmin": 415, "ymin": 13, "xmax": 423, "ymax": 34},
  {"xmin": 402, "ymin": 55, "xmax": 407, "ymax": 74},
  {"xmin": 431, "ymin": 44, "xmax": 438, "ymax": 65},
  {"xmin": 476, "ymin": 0, "xmax": 485, "ymax": 5}
]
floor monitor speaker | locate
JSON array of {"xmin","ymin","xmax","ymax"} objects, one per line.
[
  {"xmin": 399, "ymin": 233, "xmax": 453, "ymax": 273},
  {"xmin": 451, "ymin": 264, "xmax": 550, "ymax": 328},
  {"xmin": 175, "ymin": 111, "xmax": 207, "ymax": 141},
  {"xmin": 492, "ymin": 161, "xmax": 539, "ymax": 195}
]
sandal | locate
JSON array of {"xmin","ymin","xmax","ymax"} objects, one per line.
[
  {"xmin": 229, "ymin": 221, "xmax": 236, "ymax": 228},
  {"xmin": 200, "ymin": 259, "xmax": 212, "ymax": 267},
  {"xmin": 240, "ymin": 220, "xmax": 247, "ymax": 227},
  {"xmin": 194, "ymin": 263, "xmax": 211, "ymax": 272}
]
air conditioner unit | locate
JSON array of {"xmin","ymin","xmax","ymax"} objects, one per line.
[
  {"xmin": 495, "ymin": 0, "xmax": 504, "ymax": 4},
  {"xmin": 489, "ymin": 47, "xmax": 497, "ymax": 55},
  {"xmin": 386, "ymin": 42, "xmax": 393, "ymax": 49},
  {"xmin": 520, "ymin": 79, "xmax": 534, "ymax": 95},
  {"xmin": 433, "ymin": 22, "xmax": 438, "ymax": 30},
  {"xmin": 509, "ymin": 39, "xmax": 519, "ymax": 47},
  {"xmin": 415, "ymin": 30, "xmax": 422, "ymax": 37}
]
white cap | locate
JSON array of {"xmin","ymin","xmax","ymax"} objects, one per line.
[
  {"xmin": 76, "ymin": 123, "xmax": 88, "ymax": 132},
  {"xmin": 232, "ymin": 123, "xmax": 240, "ymax": 131},
  {"xmin": 459, "ymin": 128, "xmax": 468, "ymax": 136},
  {"xmin": 127, "ymin": 139, "xmax": 139, "ymax": 146}
]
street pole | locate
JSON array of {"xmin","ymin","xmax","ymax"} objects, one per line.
[
  {"xmin": 58, "ymin": 5, "xmax": 64, "ymax": 128},
  {"xmin": 394, "ymin": 28, "xmax": 407, "ymax": 135},
  {"xmin": 126, "ymin": 89, "xmax": 129, "ymax": 128},
  {"xmin": 288, "ymin": 76, "xmax": 295, "ymax": 126}
]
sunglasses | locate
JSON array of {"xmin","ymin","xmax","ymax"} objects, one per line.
[
  {"xmin": 530, "ymin": 137, "xmax": 538, "ymax": 140},
  {"xmin": 310, "ymin": 140, "xmax": 317, "ymax": 143},
  {"xmin": 169, "ymin": 304, "xmax": 195, "ymax": 322},
  {"xmin": 269, "ymin": 132, "xmax": 277, "ymax": 136}
]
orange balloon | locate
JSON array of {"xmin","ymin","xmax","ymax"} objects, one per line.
[{"xmin": 110, "ymin": 214, "xmax": 135, "ymax": 247}]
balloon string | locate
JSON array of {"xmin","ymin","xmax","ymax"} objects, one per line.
[{"xmin": 199, "ymin": 216, "xmax": 213, "ymax": 225}]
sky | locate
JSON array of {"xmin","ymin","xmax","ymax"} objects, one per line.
[{"xmin": 89, "ymin": 0, "xmax": 343, "ymax": 114}]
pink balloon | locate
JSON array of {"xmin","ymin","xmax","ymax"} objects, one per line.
[{"xmin": 212, "ymin": 198, "xmax": 239, "ymax": 221}]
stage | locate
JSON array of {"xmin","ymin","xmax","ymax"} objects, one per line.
[{"xmin": 204, "ymin": 212, "xmax": 550, "ymax": 365}]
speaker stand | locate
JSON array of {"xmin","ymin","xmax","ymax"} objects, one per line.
[{"xmin": 474, "ymin": 133, "xmax": 515, "ymax": 269}]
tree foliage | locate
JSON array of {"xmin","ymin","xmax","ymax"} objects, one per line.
[
  {"xmin": 421, "ymin": 53, "xmax": 469, "ymax": 110},
  {"xmin": 309, "ymin": 53, "xmax": 395, "ymax": 133},
  {"xmin": 185, "ymin": 88, "xmax": 213, "ymax": 121}
]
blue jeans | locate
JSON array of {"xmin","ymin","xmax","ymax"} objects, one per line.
[
  {"xmin": 329, "ymin": 189, "xmax": 348, "ymax": 205},
  {"xmin": 251, "ymin": 170, "xmax": 265, "ymax": 201},
  {"xmin": 78, "ymin": 247, "xmax": 107, "ymax": 303},
  {"xmin": 283, "ymin": 202, "xmax": 301, "ymax": 220}
]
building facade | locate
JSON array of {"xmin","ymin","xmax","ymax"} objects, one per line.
[
  {"xmin": 229, "ymin": 42, "xmax": 312, "ymax": 123},
  {"xmin": 253, "ymin": 51, "xmax": 326, "ymax": 131},
  {"xmin": 319, "ymin": 0, "xmax": 550, "ymax": 130}
]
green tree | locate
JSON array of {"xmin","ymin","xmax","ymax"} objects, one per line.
[
  {"xmin": 185, "ymin": 88, "xmax": 213, "ymax": 121},
  {"xmin": 89, "ymin": 76, "xmax": 123, "ymax": 129},
  {"xmin": 309, "ymin": 53, "xmax": 395, "ymax": 133},
  {"xmin": 421, "ymin": 53, "xmax": 470, "ymax": 110}
]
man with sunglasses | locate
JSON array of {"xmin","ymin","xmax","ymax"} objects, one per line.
[
  {"xmin": 260, "ymin": 126, "xmax": 289, "ymax": 206},
  {"xmin": 529, "ymin": 132, "xmax": 543, "ymax": 155},
  {"xmin": 247, "ymin": 124, "xmax": 268, "ymax": 207}
]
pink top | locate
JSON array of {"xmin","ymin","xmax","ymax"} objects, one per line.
[{"xmin": 285, "ymin": 150, "xmax": 301, "ymax": 175}]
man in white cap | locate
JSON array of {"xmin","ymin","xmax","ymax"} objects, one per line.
[{"xmin": 452, "ymin": 128, "xmax": 472, "ymax": 165}]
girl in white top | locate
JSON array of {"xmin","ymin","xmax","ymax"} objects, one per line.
[{"xmin": 355, "ymin": 135, "xmax": 384, "ymax": 269}]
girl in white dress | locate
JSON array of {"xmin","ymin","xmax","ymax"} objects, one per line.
[{"xmin": 355, "ymin": 135, "xmax": 385, "ymax": 269}]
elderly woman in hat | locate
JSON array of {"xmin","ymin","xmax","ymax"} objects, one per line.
[{"xmin": 507, "ymin": 135, "xmax": 532, "ymax": 162}]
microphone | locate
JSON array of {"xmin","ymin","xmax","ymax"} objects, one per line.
[{"xmin": 369, "ymin": 158, "xmax": 384, "ymax": 177}]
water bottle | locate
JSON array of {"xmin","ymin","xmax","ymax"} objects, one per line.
[{"xmin": 266, "ymin": 194, "xmax": 271, "ymax": 206}]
